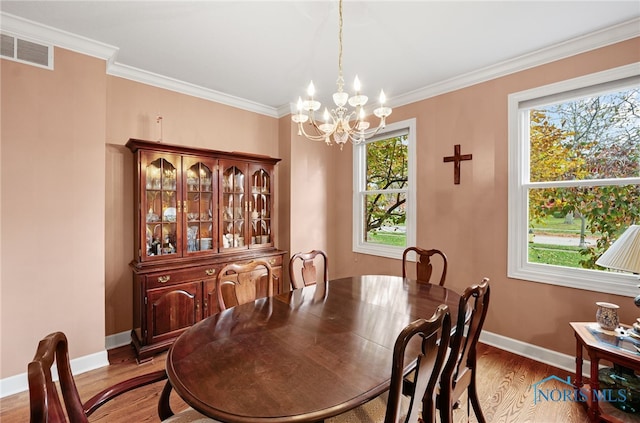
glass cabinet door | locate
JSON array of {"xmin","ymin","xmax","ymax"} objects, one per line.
[
  {"xmin": 142, "ymin": 153, "xmax": 180, "ymax": 259},
  {"xmin": 220, "ymin": 162, "xmax": 247, "ymax": 251},
  {"xmin": 249, "ymin": 165, "xmax": 272, "ymax": 247},
  {"xmin": 184, "ymin": 157, "xmax": 217, "ymax": 254}
]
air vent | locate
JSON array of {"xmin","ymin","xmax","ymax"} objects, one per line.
[{"xmin": 1, "ymin": 33, "xmax": 52, "ymax": 69}]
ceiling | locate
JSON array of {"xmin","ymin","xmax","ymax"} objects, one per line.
[{"xmin": 1, "ymin": 1, "xmax": 639, "ymax": 117}]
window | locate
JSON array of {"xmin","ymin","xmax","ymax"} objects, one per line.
[
  {"xmin": 508, "ymin": 64, "xmax": 640, "ymax": 296},
  {"xmin": 353, "ymin": 118, "xmax": 416, "ymax": 259}
]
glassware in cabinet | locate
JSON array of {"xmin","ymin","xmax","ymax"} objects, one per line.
[
  {"xmin": 249, "ymin": 166, "xmax": 272, "ymax": 246},
  {"xmin": 183, "ymin": 158, "xmax": 216, "ymax": 254},
  {"xmin": 220, "ymin": 163, "xmax": 247, "ymax": 250},
  {"xmin": 142, "ymin": 155, "xmax": 180, "ymax": 258}
]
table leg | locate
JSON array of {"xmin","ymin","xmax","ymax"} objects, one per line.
[
  {"xmin": 588, "ymin": 351, "xmax": 600, "ymax": 422},
  {"xmin": 574, "ymin": 334, "xmax": 583, "ymax": 389}
]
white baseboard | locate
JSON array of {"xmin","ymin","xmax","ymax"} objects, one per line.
[
  {"xmin": 1, "ymin": 349, "xmax": 109, "ymax": 398},
  {"xmin": 105, "ymin": 330, "xmax": 132, "ymax": 350},
  {"xmin": 479, "ymin": 330, "xmax": 590, "ymax": 378},
  {"xmin": 1, "ymin": 329, "xmax": 586, "ymax": 399}
]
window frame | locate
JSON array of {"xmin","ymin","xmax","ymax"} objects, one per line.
[
  {"xmin": 352, "ymin": 118, "xmax": 416, "ymax": 259},
  {"xmin": 507, "ymin": 63, "xmax": 640, "ymax": 297}
]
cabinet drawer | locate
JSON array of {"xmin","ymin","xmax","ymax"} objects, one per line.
[{"xmin": 147, "ymin": 265, "xmax": 219, "ymax": 289}]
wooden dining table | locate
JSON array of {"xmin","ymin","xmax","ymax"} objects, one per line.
[{"xmin": 165, "ymin": 274, "xmax": 462, "ymax": 423}]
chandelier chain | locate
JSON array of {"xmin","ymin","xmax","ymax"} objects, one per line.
[{"xmin": 337, "ymin": 0, "xmax": 344, "ymax": 93}]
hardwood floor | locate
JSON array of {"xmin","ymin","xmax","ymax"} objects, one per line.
[{"xmin": 1, "ymin": 342, "xmax": 628, "ymax": 422}]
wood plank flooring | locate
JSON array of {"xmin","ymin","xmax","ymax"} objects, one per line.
[{"xmin": 1, "ymin": 342, "xmax": 631, "ymax": 422}]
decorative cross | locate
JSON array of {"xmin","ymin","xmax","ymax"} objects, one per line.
[{"xmin": 443, "ymin": 144, "xmax": 472, "ymax": 185}]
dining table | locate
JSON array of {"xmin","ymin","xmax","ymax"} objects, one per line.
[{"xmin": 165, "ymin": 274, "xmax": 462, "ymax": 423}]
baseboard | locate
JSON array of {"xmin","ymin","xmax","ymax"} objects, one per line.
[
  {"xmin": 480, "ymin": 330, "xmax": 590, "ymax": 377},
  {"xmin": 0, "ymin": 349, "xmax": 109, "ymax": 398},
  {"xmin": 1, "ymin": 329, "xmax": 586, "ymax": 399},
  {"xmin": 105, "ymin": 330, "xmax": 132, "ymax": 350}
]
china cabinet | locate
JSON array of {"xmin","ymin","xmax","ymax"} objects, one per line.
[{"xmin": 126, "ymin": 139, "xmax": 285, "ymax": 361}]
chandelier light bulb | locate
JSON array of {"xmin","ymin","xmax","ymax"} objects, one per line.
[
  {"xmin": 323, "ymin": 108, "xmax": 330, "ymax": 122},
  {"xmin": 379, "ymin": 90, "xmax": 386, "ymax": 104},
  {"xmin": 354, "ymin": 75, "xmax": 361, "ymax": 93},
  {"xmin": 307, "ymin": 81, "xmax": 316, "ymax": 97}
]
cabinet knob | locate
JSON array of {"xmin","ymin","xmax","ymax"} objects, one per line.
[
  {"xmin": 158, "ymin": 275, "xmax": 171, "ymax": 283},
  {"xmin": 269, "ymin": 258, "xmax": 276, "ymax": 265},
  {"xmin": 205, "ymin": 269, "xmax": 216, "ymax": 276}
]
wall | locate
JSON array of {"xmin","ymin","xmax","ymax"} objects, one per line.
[
  {"xmin": 1, "ymin": 48, "xmax": 107, "ymax": 377},
  {"xmin": 308, "ymin": 38, "xmax": 639, "ymax": 357}
]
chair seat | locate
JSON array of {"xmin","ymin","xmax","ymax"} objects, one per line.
[{"xmin": 163, "ymin": 407, "xmax": 221, "ymax": 422}]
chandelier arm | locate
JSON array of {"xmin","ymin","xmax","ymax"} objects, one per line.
[
  {"xmin": 297, "ymin": 117, "xmax": 340, "ymax": 144},
  {"xmin": 347, "ymin": 121, "xmax": 388, "ymax": 144}
]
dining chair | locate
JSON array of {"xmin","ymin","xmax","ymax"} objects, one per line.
[
  {"xmin": 289, "ymin": 249, "xmax": 329, "ymax": 290},
  {"xmin": 27, "ymin": 331, "xmax": 213, "ymax": 423},
  {"xmin": 327, "ymin": 304, "xmax": 451, "ymax": 423},
  {"xmin": 435, "ymin": 277, "xmax": 490, "ymax": 423},
  {"xmin": 217, "ymin": 260, "xmax": 274, "ymax": 310},
  {"xmin": 402, "ymin": 247, "xmax": 448, "ymax": 286}
]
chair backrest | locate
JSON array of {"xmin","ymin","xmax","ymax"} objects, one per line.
[
  {"xmin": 29, "ymin": 332, "xmax": 87, "ymax": 423},
  {"xmin": 289, "ymin": 249, "xmax": 329, "ymax": 290},
  {"xmin": 440, "ymin": 278, "xmax": 490, "ymax": 405},
  {"xmin": 402, "ymin": 247, "xmax": 448, "ymax": 286},
  {"xmin": 28, "ymin": 332, "xmax": 168, "ymax": 423},
  {"xmin": 217, "ymin": 260, "xmax": 274, "ymax": 310},
  {"xmin": 385, "ymin": 305, "xmax": 451, "ymax": 423}
]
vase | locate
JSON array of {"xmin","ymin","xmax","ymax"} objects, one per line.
[{"xmin": 596, "ymin": 302, "xmax": 620, "ymax": 331}]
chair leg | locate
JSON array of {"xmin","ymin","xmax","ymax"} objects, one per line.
[
  {"xmin": 468, "ymin": 378, "xmax": 486, "ymax": 423},
  {"xmin": 437, "ymin": 392, "xmax": 454, "ymax": 423},
  {"xmin": 421, "ymin": 395, "xmax": 436, "ymax": 423}
]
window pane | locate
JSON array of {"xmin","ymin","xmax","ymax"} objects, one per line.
[
  {"xmin": 366, "ymin": 135, "xmax": 408, "ymax": 190},
  {"xmin": 528, "ymin": 185, "xmax": 640, "ymax": 269},
  {"xmin": 529, "ymin": 88, "xmax": 640, "ymax": 182},
  {"xmin": 364, "ymin": 192, "xmax": 407, "ymax": 247}
]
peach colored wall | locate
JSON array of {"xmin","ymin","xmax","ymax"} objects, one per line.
[
  {"xmin": 1, "ymin": 48, "xmax": 107, "ymax": 377},
  {"xmin": 104, "ymin": 77, "xmax": 281, "ymax": 336},
  {"xmin": 317, "ymin": 38, "xmax": 640, "ymax": 357}
]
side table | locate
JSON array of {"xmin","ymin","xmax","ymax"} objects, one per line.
[{"xmin": 570, "ymin": 322, "xmax": 640, "ymax": 422}]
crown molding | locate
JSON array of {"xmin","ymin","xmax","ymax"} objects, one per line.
[
  {"xmin": 2, "ymin": 12, "xmax": 637, "ymax": 119},
  {"xmin": 391, "ymin": 18, "xmax": 640, "ymax": 110},
  {"xmin": 108, "ymin": 63, "xmax": 279, "ymax": 118}
]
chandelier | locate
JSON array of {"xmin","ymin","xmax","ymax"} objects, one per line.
[{"xmin": 291, "ymin": 0, "xmax": 392, "ymax": 149}]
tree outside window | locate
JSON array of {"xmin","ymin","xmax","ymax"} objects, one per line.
[
  {"xmin": 508, "ymin": 64, "xmax": 640, "ymax": 296},
  {"xmin": 353, "ymin": 119, "xmax": 416, "ymax": 259},
  {"xmin": 528, "ymin": 88, "xmax": 639, "ymax": 269}
]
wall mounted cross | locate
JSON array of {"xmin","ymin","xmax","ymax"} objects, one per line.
[{"xmin": 443, "ymin": 144, "xmax": 472, "ymax": 185}]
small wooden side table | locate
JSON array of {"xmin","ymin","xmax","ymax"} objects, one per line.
[{"xmin": 570, "ymin": 322, "xmax": 640, "ymax": 422}]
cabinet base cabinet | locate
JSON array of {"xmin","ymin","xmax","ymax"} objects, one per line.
[{"xmin": 131, "ymin": 250, "xmax": 285, "ymax": 361}]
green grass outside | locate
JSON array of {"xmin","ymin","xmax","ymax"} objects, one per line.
[
  {"xmin": 530, "ymin": 214, "xmax": 584, "ymax": 234},
  {"xmin": 367, "ymin": 231, "xmax": 406, "ymax": 247},
  {"xmin": 528, "ymin": 243, "xmax": 583, "ymax": 267}
]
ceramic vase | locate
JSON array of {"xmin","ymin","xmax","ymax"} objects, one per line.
[{"xmin": 596, "ymin": 302, "xmax": 620, "ymax": 331}]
